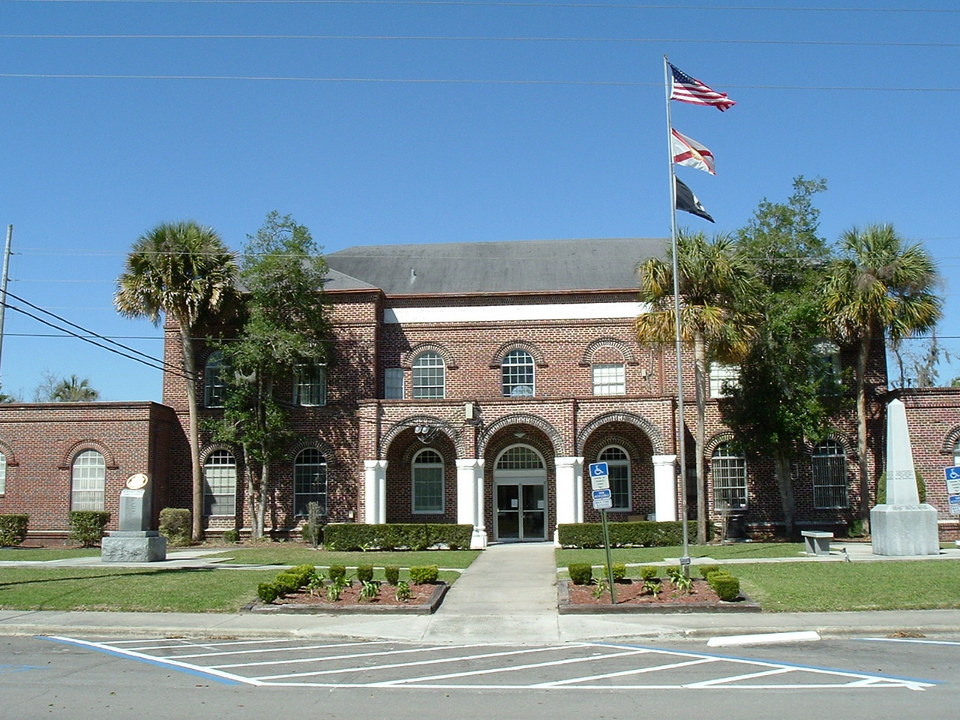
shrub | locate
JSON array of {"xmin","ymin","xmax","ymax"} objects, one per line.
[
  {"xmin": 322, "ymin": 523, "xmax": 473, "ymax": 551},
  {"xmin": 557, "ymin": 520, "xmax": 706, "ymax": 548},
  {"xmin": 274, "ymin": 573, "xmax": 300, "ymax": 595},
  {"xmin": 384, "ymin": 565, "xmax": 400, "ymax": 585},
  {"xmin": 0, "ymin": 514, "xmax": 29, "ymax": 547},
  {"xmin": 328, "ymin": 564, "xmax": 347, "ymax": 583},
  {"xmin": 876, "ymin": 471, "xmax": 926, "ymax": 505},
  {"xmin": 611, "ymin": 562, "xmax": 627, "ymax": 581},
  {"xmin": 257, "ymin": 582, "xmax": 280, "ymax": 604},
  {"xmin": 709, "ymin": 573, "xmax": 741, "ymax": 602},
  {"xmin": 357, "ymin": 564, "xmax": 375, "ymax": 583},
  {"xmin": 568, "ymin": 563, "xmax": 593, "ymax": 586},
  {"xmin": 289, "ymin": 564, "xmax": 318, "ymax": 586},
  {"xmin": 222, "ymin": 529, "xmax": 240, "ymax": 544},
  {"xmin": 409, "ymin": 565, "xmax": 439, "ymax": 584},
  {"xmin": 698, "ymin": 565, "xmax": 721, "ymax": 579},
  {"xmin": 639, "ymin": 566, "xmax": 659, "ymax": 581},
  {"xmin": 665, "ymin": 565, "xmax": 684, "ymax": 582},
  {"xmin": 69, "ymin": 511, "xmax": 110, "ymax": 547},
  {"xmin": 302, "ymin": 522, "xmax": 324, "ymax": 547},
  {"xmin": 159, "ymin": 508, "xmax": 192, "ymax": 547}
]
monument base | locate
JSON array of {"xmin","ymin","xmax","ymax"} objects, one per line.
[
  {"xmin": 871, "ymin": 504, "xmax": 940, "ymax": 556},
  {"xmin": 101, "ymin": 531, "xmax": 167, "ymax": 563}
]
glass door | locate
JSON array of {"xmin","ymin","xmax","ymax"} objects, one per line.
[{"xmin": 495, "ymin": 481, "xmax": 546, "ymax": 541}]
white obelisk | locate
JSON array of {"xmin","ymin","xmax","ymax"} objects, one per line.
[{"xmin": 871, "ymin": 399, "xmax": 940, "ymax": 556}]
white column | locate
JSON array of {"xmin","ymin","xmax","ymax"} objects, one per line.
[
  {"xmin": 363, "ymin": 460, "xmax": 388, "ymax": 524},
  {"xmin": 652, "ymin": 454, "xmax": 678, "ymax": 522},
  {"xmin": 554, "ymin": 456, "xmax": 585, "ymax": 543},
  {"xmin": 456, "ymin": 458, "xmax": 487, "ymax": 549}
]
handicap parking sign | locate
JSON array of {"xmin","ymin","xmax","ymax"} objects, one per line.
[{"xmin": 945, "ymin": 467, "xmax": 960, "ymax": 495}]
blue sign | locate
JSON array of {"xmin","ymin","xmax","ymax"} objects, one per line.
[
  {"xmin": 589, "ymin": 462, "xmax": 609, "ymax": 478},
  {"xmin": 592, "ymin": 487, "xmax": 612, "ymax": 510},
  {"xmin": 592, "ymin": 488, "xmax": 611, "ymax": 500},
  {"xmin": 946, "ymin": 467, "xmax": 960, "ymax": 494},
  {"xmin": 949, "ymin": 495, "xmax": 960, "ymax": 516}
]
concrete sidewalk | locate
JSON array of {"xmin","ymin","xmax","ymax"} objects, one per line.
[{"xmin": 1, "ymin": 541, "xmax": 959, "ymax": 644}]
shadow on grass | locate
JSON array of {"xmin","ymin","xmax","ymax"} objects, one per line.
[{"xmin": 0, "ymin": 566, "xmax": 217, "ymax": 588}]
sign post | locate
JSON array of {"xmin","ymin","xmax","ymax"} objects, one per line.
[{"xmin": 589, "ymin": 462, "xmax": 616, "ymax": 604}]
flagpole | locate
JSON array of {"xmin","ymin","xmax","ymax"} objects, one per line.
[{"xmin": 664, "ymin": 55, "xmax": 692, "ymax": 571}]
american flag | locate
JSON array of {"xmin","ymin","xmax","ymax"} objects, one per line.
[{"xmin": 669, "ymin": 63, "xmax": 736, "ymax": 112}]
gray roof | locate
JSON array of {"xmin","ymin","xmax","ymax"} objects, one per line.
[{"xmin": 325, "ymin": 237, "xmax": 668, "ymax": 295}]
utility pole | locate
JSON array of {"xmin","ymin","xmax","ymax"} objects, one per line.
[{"xmin": 0, "ymin": 225, "xmax": 12, "ymax": 378}]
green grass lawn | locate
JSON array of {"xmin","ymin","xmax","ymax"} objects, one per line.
[
  {"xmin": 0, "ymin": 548, "xmax": 101, "ymax": 561},
  {"xmin": 555, "ymin": 543, "xmax": 807, "ymax": 568}
]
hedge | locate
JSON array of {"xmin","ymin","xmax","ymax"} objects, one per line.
[
  {"xmin": 322, "ymin": 523, "xmax": 473, "ymax": 551},
  {"xmin": 69, "ymin": 511, "xmax": 111, "ymax": 547},
  {"xmin": 557, "ymin": 521, "xmax": 706, "ymax": 548},
  {"xmin": 0, "ymin": 514, "xmax": 29, "ymax": 547}
]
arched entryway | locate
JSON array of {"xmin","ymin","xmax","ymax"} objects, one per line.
[{"xmin": 493, "ymin": 444, "xmax": 548, "ymax": 541}]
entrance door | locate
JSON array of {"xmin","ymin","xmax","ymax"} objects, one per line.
[{"xmin": 495, "ymin": 481, "xmax": 546, "ymax": 541}]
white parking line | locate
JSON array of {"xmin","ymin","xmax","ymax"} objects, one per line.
[
  {"xmin": 180, "ymin": 640, "xmax": 394, "ymax": 660},
  {"xmin": 533, "ymin": 657, "xmax": 718, "ymax": 687},
  {"xmin": 213, "ymin": 643, "xmax": 482, "ymax": 670}
]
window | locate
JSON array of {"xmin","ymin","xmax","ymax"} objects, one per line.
[
  {"xmin": 203, "ymin": 450, "xmax": 236, "ymax": 516},
  {"xmin": 412, "ymin": 449, "xmax": 444, "ymax": 513},
  {"xmin": 0, "ymin": 452, "xmax": 5, "ymax": 495},
  {"xmin": 502, "ymin": 349, "xmax": 535, "ymax": 397},
  {"xmin": 812, "ymin": 340, "xmax": 842, "ymax": 394},
  {"xmin": 204, "ymin": 351, "xmax": 227, "ymax": 408},
  {"xmin": 954, "ymin": 438, "xmax": 960, "ymax": 467},
  {"xmin": 384, "ymin": 368, "xmax": 404, "ymax": 399},
  {"xmin": 71, "ymin": 450, "xmax": 105, "ymax": 511},
  {"xmin": 712, "ymin": 442, "xmax": 747, "ymax": 510},
  {"xmin": 294, "ymin": 448, "xmax": 327, "ymax": 516},
  {"xmin": 294, "ymin": 364, "xmax": 326, "ymax": 406},
  {"xmin": 496, "ymin": 445, "xmax": 544, "ymax": 470},
  {"xmin": 709, "ymin": 363, "xmax": 740, "ymax": 398},
  {"xmin": 592, "ymin": 363, "xmax": 626, "ymax": 396},
  {"xmin": 599, "ymin": 446, "xmax": 631, "ymax": 511},
  {"xmin": 812, "ymin": 440, "xmax": 849, "ymax": 509},
  {"xmin": 412, "ymin": 352, "xmax": 445, "ymax": 399}
]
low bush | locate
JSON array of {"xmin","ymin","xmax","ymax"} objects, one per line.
[
  {"xmin": 0, "ymin": 514, "xmax": 28, "ymax": 547},
  {"xmin": 159, "ymin": 508, "xmax": 192, "ymax": 547},
  {"xmin": 357, "ymin": 564, "xmax": 375, "ymax": 583},
  {"xmin": 257, "ymin": 582, "xmax": 280, "ymax": 604},
  {"xmin": 698, "ymin": 564, "xmax": 721, "ymax": 579},
  {"xmin": 302, "ymin": 522, "xmax": 324, "ymax": 547},
  {"xmin": 708, "ymin": 573, "xmax": 741, "ymax": 602},
  {"xmin": 611, "ymin": 562, "xmax": 627, "ymax": 581},
  {"xmin": 557, "ymin": 520, "xmax": 707, "ymax": 548},
  {"xmin": 322, "ymin": 523, "xmax": 473, "ymax": 551},
  {"xmin": 384, "ymin": 566, "xmax": 400, "ymax": 585},
  {"xmin": 409, "ymin": 565, "xmax": 439, "ymax": 585},
  {"xmin": 274, "ymin": 573, "xmax": 300, "ymax": 595},
  {"xmin": 639, "ymin": 566, "xmax": 659, "ymax": 581},
  {"xmin": 69, "ymin": 511, "xmax": 110, "ymax": 547},
  {"xmin": 328, "ymin": 564, "xmax": 347, "ymax": 583},
  {"xmin": 568, "ymin": 563, "xmax": 593, "ymax": 585},
  {"xmin": 289, "ymin": 564, "xmax": 318, "ymax": 586},
  {"xmin": 222, "ymin": 529, "xmax": 240, "ymax": 544}
]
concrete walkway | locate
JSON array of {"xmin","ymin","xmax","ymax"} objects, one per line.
[{"xmin": 1, "ymin": 541, "xmax": 959, "ymax": 644}]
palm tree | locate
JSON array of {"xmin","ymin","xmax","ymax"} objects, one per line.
[
  {"xmin": 115, "ymin": 221, "xmax": 238, "ymax": 542},
  {"xmin": 822, "ymin": 223, "xmax": 941, "ymax": 529},
  {"xmin": 51, "ymin": 375, "xmax": 99, "ymax": 402},
  {"xmin": 635, "ymin": 231, "xmax": 761, "ymax": 544}
]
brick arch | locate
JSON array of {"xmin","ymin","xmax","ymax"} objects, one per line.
[
  {"xmin": 478, "ymin": 413, "xmax": 565, "ymax": 457},
  {"xmin": 379, "ymin": 414, "xmax": 465, "ymax": 458},
  {"xmin": 59, "ymin": 439, "xmax": 118, "ymax": 470},
  {"xmin": 704, "ymin": 431, "xmax": 737, "ymax": 456},
  {"xmin": 199, "ymin": 442, "xmax": 240, "ymax": 465},
  {"xmin": 289, "ymin": 437, "xmax": 337, "ymax": 462},
  {"xmin": 400, "ymin": 343, "xmax": 458, "ymax": 370},
  {"xmin": 576, "ymin": 412, "xmax": 664, "ymax": 456},
  {"xmin": 940, "ymin": 426, "xmax": 960, "ymax": 455},
  {"xmin": 579, "ymin": 337, "xmax": 638, "ymax": 367},
  {"xmin": 489, "ymin": 340, "xmax": 547, "ymax": 368},
  {"xmin": 806, "ymin": 433, "xmax": 856, "ymax": 457},
  {"xmin": 0, "ymin": 438, "xmax": 18, "ymax": 467}
]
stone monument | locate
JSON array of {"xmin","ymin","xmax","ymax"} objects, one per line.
[
  {"xmin": 871, "ymin": 398, "xmax": 940, "ymax": 556},
  {"xmin": 101, "ymin": 473, "xmax": 167, "ymax": 562}
]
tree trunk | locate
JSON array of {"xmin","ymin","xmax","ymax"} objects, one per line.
[
  {"xmin": 258, "ymin": 461, "xmax": 269, "ymax": 539},
  {"xmin": 856, "ymin": 331, "xmax": 872, "ymax": 532},
  {"xmin": 773, "ymin": 449, "xmax": 796, "ymax": 539},
  {"xmin": 693, "ymin": 333, "xmax": 708, "ymax": 545},
  {"xmin": 180, "ymin": 327, "xmax": 205, "ymax": 543},
  {"xmin": 243, "ymin": 447, "xmax": 259, "ymax": 539}
]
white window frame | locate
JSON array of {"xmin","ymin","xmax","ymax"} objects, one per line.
[
  {"xmin": 412, "ymin": 448, "xmax": 445, "ymax": 514},
  {"xmin": 592, "ymin": 363, "xmax": 626, "ymax": 396},
  {"xmin": 812, "ymin": 440, "xmax": 849, "ymax": 509},
  {"xmin": 384, "ymin": 368, "xmax": 405, "ymax": 399},
  {"xmin": 712, "ymin": 442, "xmax": 747, "ymax": 510},
  {"xmin": 599, "ymin": 445, "xmax": 631, "ymax": 511},
  {"xmin": 203, "ymin": 450, "xmax": 237, "ymax": 516},
  {"xmin": 71, "ymin": 449, "xmax": 105, "ymax": 511},
  {"xmin": 294, "ymin": 363, "xmax": 327, "ymax": 407},
  {"xmin": 412, "ymin": 351, "xmax": 446, "ymax": 399},
  {"xmin": 709, "ymin": 362, "xmax": 740, "ymax": 399},
  {"xmin": 0, "ymin": 452, "xmax": 6, "ymax": 495},
  {"xmin": 204, "ymin": 351, "xmax": 227, "ymax": 408},
  {"xmin": 812, "ymin": 339, "xmax": 842, "ymax": 393},
  {"xmin": 294, "ymin": 448, "xmax": 327, "ymax": 517},
  {"xmin": 502, "ymin": 349, "xmax": 535, "ymax": 397}
]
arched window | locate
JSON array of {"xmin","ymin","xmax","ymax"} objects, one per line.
[
  {"xmin": 412, "ymin": 351, "xmax": 445, "ymax": 399},
  {"xmin": 71, "ymin": 449, "xmax": 105, "ymax": 511},
  {"xmin": 203, "ymin": 450, "xmax": 236, "ymax": 516},
  {"xmin": 599, "ymin": 446, "xmax": 631, "ymax": 511},
  {"xmin": 953, "ymin": 437, "xmax": 960, "ymax": 467},
  {"xmin": 712, "ymin": 442, "xmax": 747, "ymax": 510},
  {"xmin": 0, "ymin": 452, "xmax": 6, "ymax": 495},
  {"xmin": 812, "ymin": 440, "xmax": 849, "ymax": 509},
  {"xmin": 412, "ymin": 448, "xmax": 444, "ymax": 514},
  {"xmin": 204, "ymin": 351, "xmax": 227, "ymax": 408},
  {"xmin": 496, "ymin": 445, "xmax": 544, "ymax": 470},
  {"xmin": 294, "ymin": 363, "xmax": 327, "ymax": 406},
  {"xmin": 502, "ymin": 349, "xmax": 535, "ymax": 397},
  {"xmin": 294, "ymin": 448, "xmax": 327, "ymax": 516}
]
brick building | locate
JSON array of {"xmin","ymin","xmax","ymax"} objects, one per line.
[{"xmin": 2, "ymin": 237, "xmax": 958, "ymax": 544}]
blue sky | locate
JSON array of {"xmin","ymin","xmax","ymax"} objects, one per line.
[{"xmin": 0, "ymin": 0, "xmax": 958, "ymax": 402}]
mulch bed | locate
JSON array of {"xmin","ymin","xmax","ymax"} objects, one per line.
[
  {"xmin": 558, "ymin": 578, "xmax": 761, "ymax": 614},
  {"xmin": 246, "ymin": 581, "xmax": 448, "ymax": 614}
]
